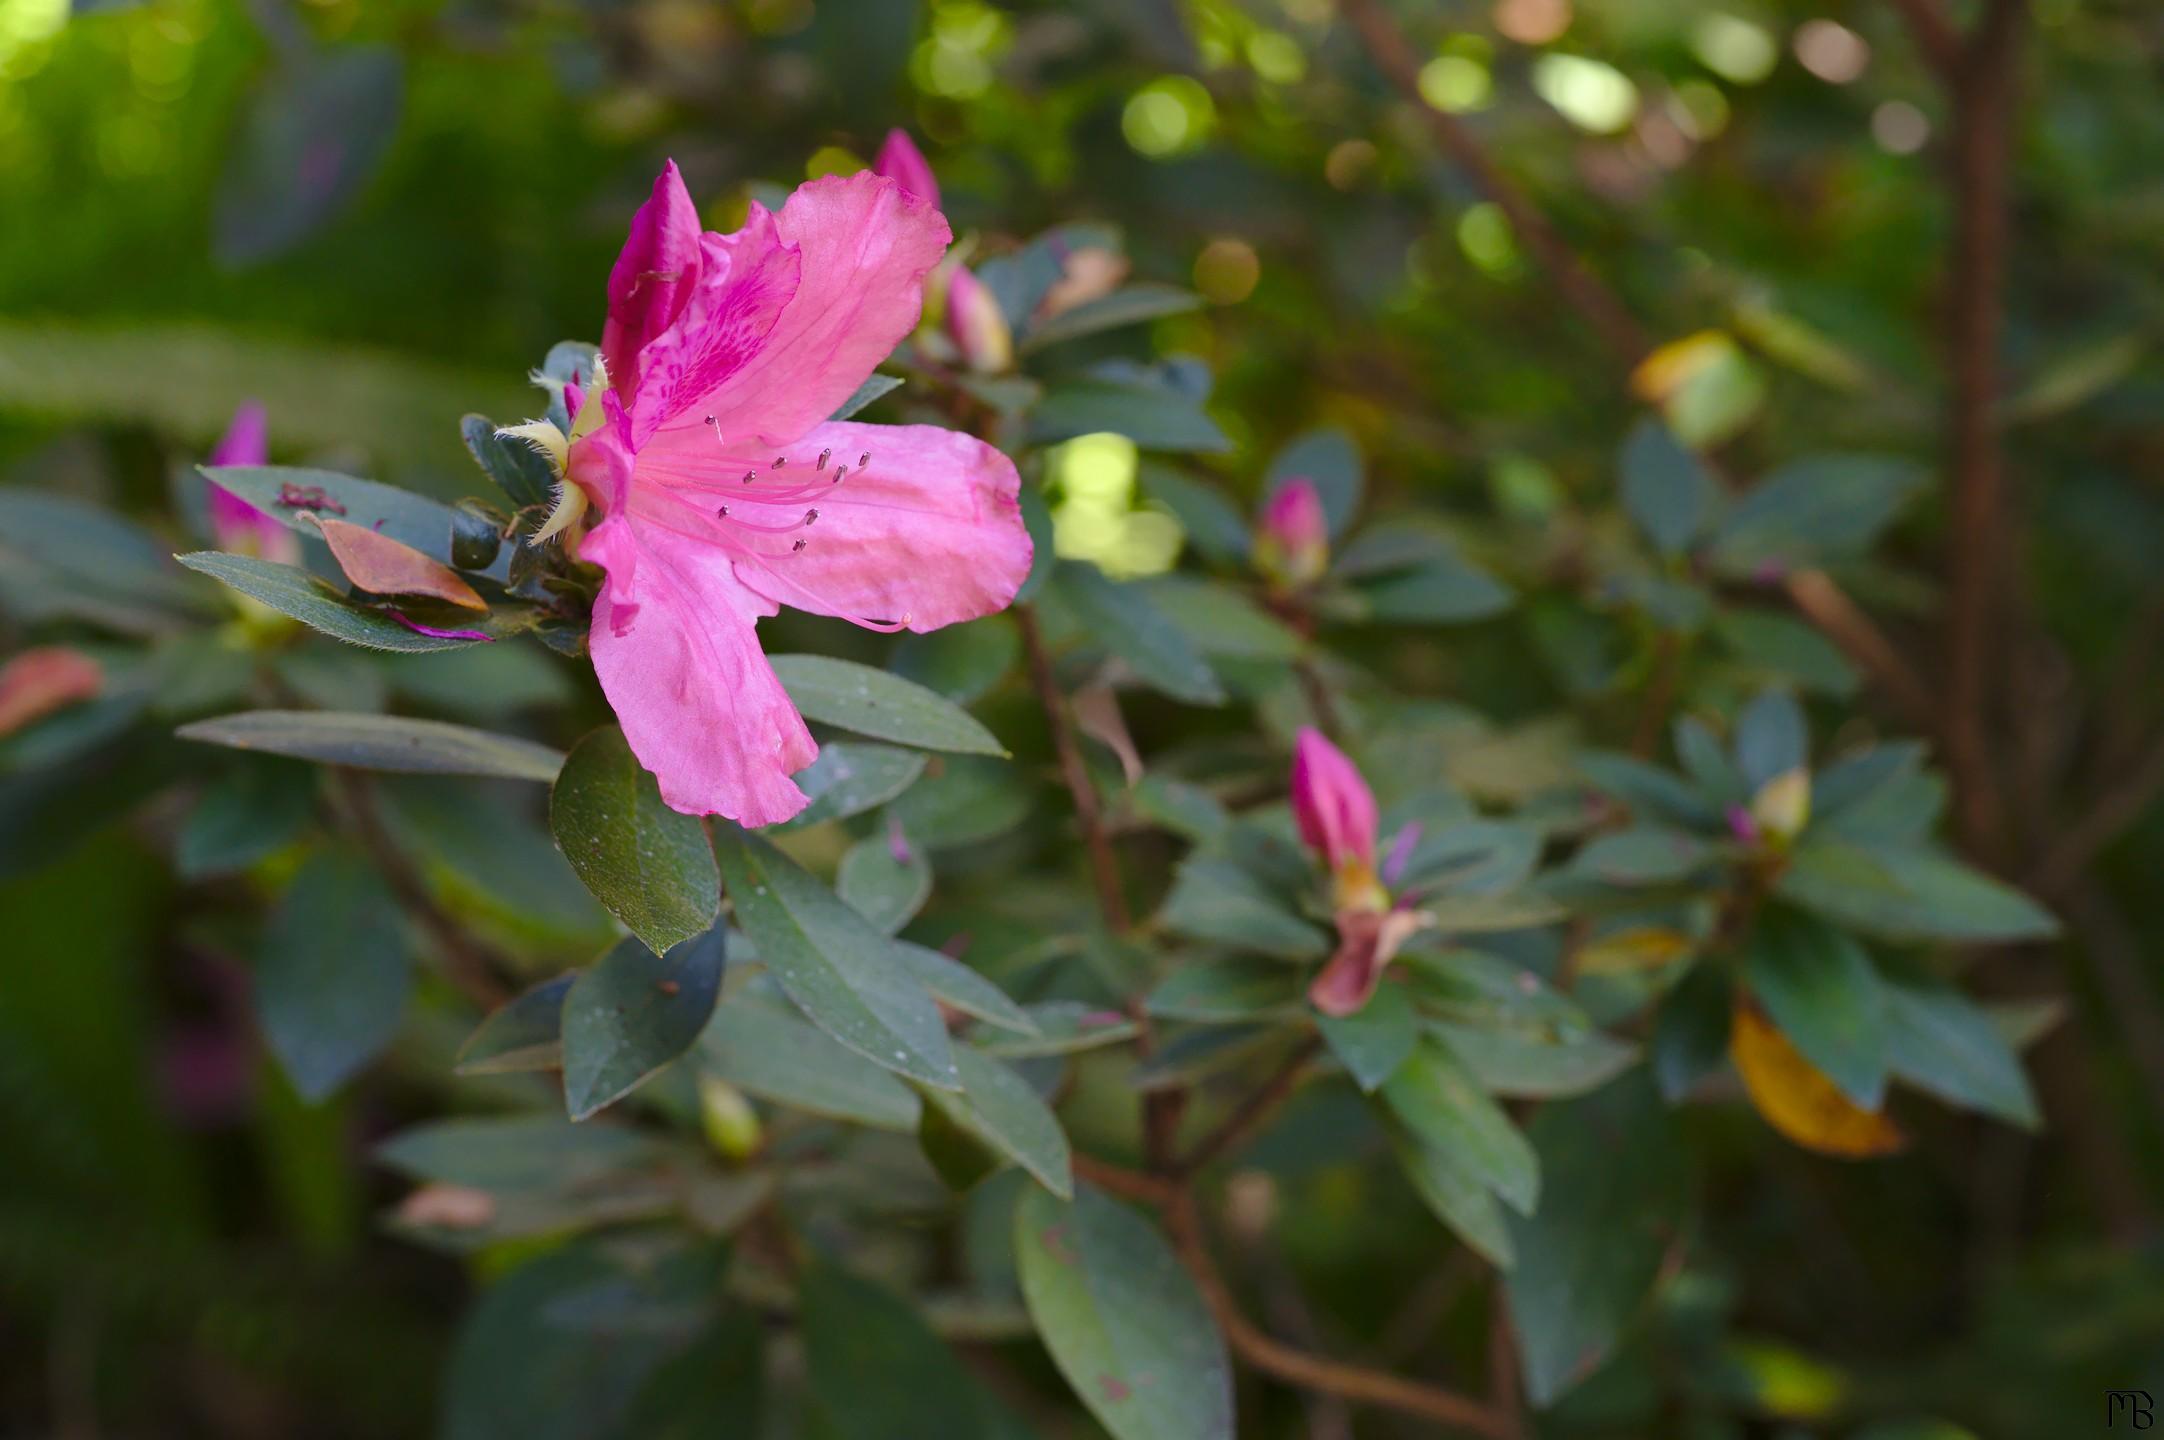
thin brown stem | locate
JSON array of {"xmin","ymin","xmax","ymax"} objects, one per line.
[
  {"xmin": 1071, "ymin": 1153, "xmax": 1179, "ymax": 1207},
  {"xmin": 2030, "ymin": 728, "xmax": 2164, "ymax": 900},
  {"xmin": 1175, "ymin": 1035, "xmax": 1323, "ymax": 1178},
  {"xmin": 1942, "ymin": 0, "xmax": 2027, "ymax": 860},
  {"xmin": 330, "ymin": 770, "xmax": 511, "ymax": 1009},
  {"xmin": 1166, "ymin": 1194, "xmax": 1517, "ymax": 1438},
  {"xmin": 1016, "ymin": 603, "xmax": 1132, "ymax": 934}
]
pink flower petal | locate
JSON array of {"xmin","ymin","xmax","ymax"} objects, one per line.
[
  {"xmin": 208, "ymin": 401, "xmax": 268, "ymax": 468},
  {"xmin": 602, "ymin": 161, "xmax": 708, "ymax": 405},
  {"xmin": 627, "ymin": 209, "xmax": 803, "ymax": 446},
  {"xmin": 633, "ymin": 418, "xmax": 1028, "ymax": 633},
  {"xmin": 652, "ymin": 173, "xmax": 950, "ymax": 449},
  {"xmin": 1308, "ymin": 909, "xmax": 1427, "ymax": 1017},
  {"xmin": 581, "ymin": 513, "xmax": 818, "ymax": 825}
]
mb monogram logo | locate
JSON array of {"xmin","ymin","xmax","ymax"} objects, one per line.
[{"xmin": 2108, "ymin": 1390, "xmax": 2155, "ymax": 1428}]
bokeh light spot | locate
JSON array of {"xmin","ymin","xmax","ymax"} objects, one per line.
[
  {"xmin": 1531, "ymin": 54, "xmax": 1638, "ymax": 134},
  {"xmin": 1195, "ymin": 238, "xmax": 1260, "ymax": 303},
  {"xmin": 1123, "ymin": 76, "xmax": 1215, "ymax": 158}
]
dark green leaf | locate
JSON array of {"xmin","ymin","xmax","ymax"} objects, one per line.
[
  {"xmin": 1575, "ymin": 751, "xmax": 1725, "ymax": 829},
  {"xmin": 1777, "ymin": 840, "xmax": 2058, "ymax": 943},
  {"xmin": 1707, "ymin": 454, "xmax": 1928, "ymax": 574},
  {"xmin": 837, "ymin": 835, "xmax": 932, "ymax": 934},
  {"xmin": 257, "ymin": 847, "xmax": 409, "ymax": 1101},
  {"xmin": 770, "ymin": 655, "xmax": 1007, "ymax": 755},
  {"xmin": 1619, "ymin": 418, "xmax": 1716, "ymax": 556},
  {"xmin": 1160, "ymin": 855, "xmax": 1330, "ymax": 959},
  {"xmin": 1881, "ymin": 970, "xmax": 2040, "ymax": 1128},
  {"xmin": 890, "ymin": 941, "xmax": 1037, "ymax": 1034},
  {"xmin": 549, "ymin": 727, "xmax": 719, "ymax": 955},
  {"xmin": 1020, "ymin": 284, "xmax": 1202, "ymax": 353},
  {"xmin": 1429, "ymin": 1022, "xmax": 1638, "ymax": 1100},
  {"xmin": 179, "ymin": 710, "xmax": 564, "ymax": 782},
  {"xmin": 176, "ymin": 552, "xmax": 488, "ymax": 652},
  {"xmin": 1029, "ymin": 380, "xmax": 1232, "ymax": 452},
  {"xmin": 455, "ymin": 973, "xmax": 575, "ymax": 1076},
  {"xmin": 460, "ymin": 414, "xmax": 557, "ymax": 509},
  {"xmin": 829, "ymin": 373, "xmax": 905, "ymax": 421},
  {"xmin": 377, "ymin": 1116, "xmax": 675, "ymax": 1191},
  {"xmin": 200, "ymin": 466, "xmax": 469, "ymax": 567},
  {"xmin": 1734, "ymin": 689, "xmax": 1807, "ymax": 790},
  {"xmin": 176, "ymin": 758, "xmax": 314, "ymax": 877},
  {"xmin": 1138, "ymin": 576, "xmax": 1305, "ymax": 660},
  {"xmin": 890, "ymin": 616, "xmax": 1020, "ymax": 704},
  {"xmin": 0, "ymin": 490, "xmax": 213, "ymax": 632},
  {"xmin": 1381, "ymin": 1039, "xmax": 1539, "ymax": 1214},
  {"xmin": 888, "ymin": 755, "xmax": 1034, "ymax": 847},
  {"xmin": 1015, "ymin": 1185, "xmax": 1234, "ymax": 1440},
  {"xmin": 1398, "ymin": 820, "xmax": 1542, "ymax": 895},
  {"xmin": 1146, "ymin": 957, "xmax": 1305, "ymax": 1022},
  {"xmin": 1136, "ymin": 462, "xmax": 1251, "ymax": 566},
  {"xmin": 562, "ymin": 924, "xmax": 727, "ymax": 1120},
  {"xmin": 698, "ymin": 997, "xmax": 922, "ymax": 1130},
  {"xmin": 1354, "ymin": 557, "xmax": 1514, "ymax": 624},
  {"xmin": 919, "ymin": 1044, "xmax": 1073, "ymax": 1197},
  {"xmin": 1389, "ymin": 1123, "xmax": 1515, "ymax": 1268},
  {"xmin": 1713, "ymin": 611, "xmax": 1859, "ymax": 696},
  {"xmin": 616, "ymin": 1311, "xmax": 764, "ymax": 1440},
  {"xmin": 773, "ymin": 742, "xmax": 928, "ymax": 830},
  {"xmin": 713, "ymin": 827, "xmax": 958, "ymax": 1089},
  {"xmin": 1049, "ymin": 561, "xmax": 1225, "ymax": 705},
  {"xmin": 1505, "ymin": 1074, "xmax": 1689, "ymax": 1406},
  {"xmin": 802, "ymin": 1262, "xmax": 999, "ymax": 1440},
  {"xmin": 1571, "ymin": 827, "xmax": 1714, "ymax": 886},
  {"xmin": 1653, "ymin": 961, "xmax": 1732, "ymax": 1102},
  {"xmin": 1317, "ymin": 981, "xmax": 1418, "ymax": 1091},
  {"xmin": 1745, "ymin": 909, "xmax": 1887, "ymax": 1108}
]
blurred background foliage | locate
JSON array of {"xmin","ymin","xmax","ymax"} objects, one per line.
[{"xmin": 5, "ymin": 0, "xmax": 2164, "ymax": 1436}]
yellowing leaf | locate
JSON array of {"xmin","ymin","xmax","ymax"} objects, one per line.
[
  {"xmin": 313, "ymin": 516, "xmax": 487, "ymax": 611},
  {"xmin": 1730, "ymin": 1003, "xmax": 1903, "ymax": 1158},
  {"xmin": 1576, "ymin": 926, "xmax": 1694, "ymax": 976}
]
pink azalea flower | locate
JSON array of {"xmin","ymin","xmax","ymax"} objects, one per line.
[
  {"xmin": 1254, "ymin": 477, "xmax": 1329, "ymax": 590},
  {"xmin": 205, "ymin": 403, "xmax": 300, "ymax": 566},
  {"xmin": 945, "ymin": 264, "xmax": 1013, "ymax": 374},
  {"xmin": 565, "ymin": 162, "xmax": 1032, "ymax": 826},
  {"xmin": 1290, "ymin": 727, "xmax": 1432, "ymax": 1017},
  {"xmin": 873, "ymin": 129, "xmax": 940, "ymax": 209}
]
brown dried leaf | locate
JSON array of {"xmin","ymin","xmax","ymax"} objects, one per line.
[
  {"xmin": 0, "ymin": 647, "xmax": 103, "ymax": 737},
  {"xmin": 313, "ymin": 516, "xmax": 486, "ymax": 611}
]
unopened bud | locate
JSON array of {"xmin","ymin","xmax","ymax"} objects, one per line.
[
  {"xmin": 697, "ymin": 1074, "xmax": 763, "ymax": 1160},
  {"xmin": 1254, "ymin": 478, "xmax": 1329, "ymax": 590},
  {"xmin": 945, "ymin": 266, "xmax": 1013, "ymax": 374},
  {"xmin": 1748, "ymin": 768, "xmax": 1811, "ymax": 846}
]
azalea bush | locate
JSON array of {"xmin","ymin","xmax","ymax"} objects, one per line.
[{"xmin": 6, "ymin": 1, "xmax": 2164, "ymax": 1437}]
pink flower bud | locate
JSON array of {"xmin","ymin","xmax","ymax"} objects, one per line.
[
  {"xmin": 945, "ymin": 266, "xmax": 1013, "ymax": 374},
  {"xmin": 873, "ymin": 128, "xmax": 940, "ymax": 209},
  {"xmin": 1291, "ymin": 727, "xmax": 1379, "ymax": 884},
  {"xmin": 1255, "ymin": 478, "xmax": 1329, "ymax": 589}
]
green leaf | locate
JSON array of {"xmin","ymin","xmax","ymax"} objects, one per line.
[
  {"xmin": 698, "ymin": 997, "xmax": 922, "ymax": 1130},
  {"xmin": 1571, "ymin": 827, "xmax": 1714, "ymax": 886},
  {"xmin": 1380, "ymin": 1039, "xmax": 1539, "ymax": 1215},
  {"xmin": 562, "ymin": 924, "xmax": 727, "ymax": 1120},
  {"xmin": 1575, "ymin": 750, "xmax": 1725, "ymax": 829},
  {"xmin": 215, "ymin": 47, "xmax": 402, "ymax": 266},
  {"xmin": 890, "ymin": 941, "xmax": 1037, "ymax": 1034},
  {"xmin": 1389, "ymin": 1123, "xmax": 1515, "ymax": 1268},
  {"xmin": 1398, "ymin": 820, "xmax": 1542, "ymax": 895},
  {"xmin": 1146, "ymin": 957, "xmax": 1305, "ymax": 1022},
  {"xmin": 890, "ymin": 616, "xmax": 1020, "ymax": 704},
  {"xmin": 1049, "ymin": 561, "xmax": 1225, "ymax": 705},
  {"xmin": 1673, "ymin": 715, "xmax": 1746, "ymax": 806},
  {"xmin": 1015, "ymin": 1185, "xmax": 1234, "ymax": 1440},
  {"xmin": 1707, "ymin": 454, "xmax": 1928, "ymax": 574},
  {"xmin": 1777, "ymin": 840, "xmax": 2059, "ymax": 943},
  {"xmin": 1265, "ymin": 426, "xmax": 1364, "ymax": 538},
  {"xmin": 0, "ymin": 489, "xmax": 214, "ymax": 633},
  {"xmin": 1422, "ymin": 891, "xmax": 1568, "ymax": 932},
  {"xmin": 919, "ymin": 1044, "xmax": 1073, "ymax": 1197},
  {"xmin": 1029, "ymin": 380, "xmax": 1231, "ymax": 452},
  {"xmin": 1317, "ymin": 981, "xmax": 1419, "ymax": 1091},
  {"xmin": 837, "ymin": 835, "xmax": 932, "ymax": 934},
  {"xmin": 982, "ymin": 1003, "xmax": 1142, "ymax": 1058},
  {"xmin": 455, "ymin": 973, "xmax": 575, "ymax": 1076},
  {"xmin": 377, "ymin": 1116, "xmax": 676, "ymax": 1191},
  {"xmin": 1159, "ymin": 855, "xmax": 1330, "ymax": 960},
  {"xmin": 769, "ymin": 655, "xmax": 1006, "ymax": 755},
  {"xmin": 201, "ymin": 465, "xmax": 471, "ymax": 567},
  {"xmin": 176, "ymin": 552, "xmax": 489, "ymax": 652},
  {"xmin": 1619, "ymin": 418, "xmax": 1717, "ymax": 556},
  {"xmin": 550, "ymin": 727, "xmax": 721, "ymax": 956},
  {"xmin": 257, "ymin": 847, "xmax": 409, "ymax": 1101},
  {"xmin": 888, "ymin": 755, "xmax": 1034, "ymax": 847},
  {"xmin": 1713, "ymin": 611, "xmax": 1859, "ymax": 696},
  {"xmin": 1136, "ymin": 462, "xmax": 1251, "ymax": 566},
  {"xmin": 1506, "ymin": 1074, "xmax": 1689, "ymax": 1407},
  {"xmin": 713, "ymin": 827, "xmax": 958, "ymax": 1089},
  {"xmin": 460, "ymin": 414, "xmax": 557, "ymax": 509},
  {"xmin": 1429, "ymin": 1022, "xmax": 1639, "ymax": 1100},
  {"xmin": 178, "ymin": 710, "xmax": 564, "ymax": 782},
  {"xmin": 1137, "ymin": 576, "xmax": 1305, "ymax": 660},
  {"xmin": 616, "ymin": 1311, "xmax": 765, "ymax": 1440},
  {"xmin": 1020, "ymin": 284, "xmax": 1203, "ymax": 353},
  {"xmin": 1881, "ymin": 970, "xmax": 2040, "ymax": 1128},
  {"xmin": 176, "ymin": 758, "xmax": 315, "ymax": 877},
  {"xmin": 1354, "ymin": 558, "xmax": 1514, "ymax": 624},
  {"xmin": 829, "ymin": 373, "xmax": 905, "ymax": 421},
  {"xmin": 1745, "ymin": 909, "xmax": 1887, "ymax": 1108},
  {"xmin": 801, "ymin": 1262, "xmax": 999, "ymax": 1440},
  {"xmin": 1734, "ymin": 689, "xmax": 1807, "ymax": 790},
  {"xmin": 773, "ymin": 742, "xmax": 928, "ymax": 830},
  {"xmin": 1653, "ymin": 961, "xmax": 1732, "ymax": 1101}
]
